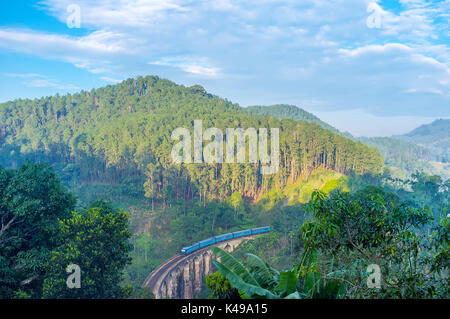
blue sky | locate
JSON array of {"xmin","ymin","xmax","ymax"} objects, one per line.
[{"xmin": 0, "ymin": 0, "xmax": 448, "ymax": 136}]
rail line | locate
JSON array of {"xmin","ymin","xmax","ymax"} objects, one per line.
[{"xmin": 143, "ymin": 227, "xmax": 270, "ymax": 297}]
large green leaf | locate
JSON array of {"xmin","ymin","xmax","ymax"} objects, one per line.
[
  {"xmin": 278, "ymin": 270, "xmax": 298, "ymax": 297},
  {"xmin": 284, "ymin": 291, "xmax": 304, "ymax": 299},
  {"xmin": 303, "ymin": 271, "xmax": 321, "ymax": 296},
  {"xmin": 212, "ymin": 260, "xmax": 276, "ymax": 299},
  {"xmin": 244, "ymin": 253, "xmax": 277, "ymax": 289},
  {"xmin": 211, "ymin": 246, "xmax": 259, "ymax": 287}
]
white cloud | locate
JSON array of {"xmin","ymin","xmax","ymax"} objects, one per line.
[
  {"xmin": 2, "ymin": 72, "xmax": 79, "ymax": 90},
  {"xmin": 0, "ymin": 28, "xmax": 134, "ymax": 75},
  {"xmin": 39, "ymin": 0, "xmax": 190, "ymax": 28},
  {"xmin": 100, "ymin": 76, "xmax": 123, "ymax": 84},
  {"xmin": 2, "ymin": 73, "xmax": 46, "ymax": 78},
  {"xmin": 335, "ymin": 42, "xmax": 449, "ymax": 101},
  {"xmin": 403, "ymin": 88, "xmax": 444, "ymax": 95},
  {"xmin": 0, "ymin": 29, "xmax": 127, "ymax": 54},
  {"xmin": 0, "ymin": 0, "xmax": 448, "ymax": 130},
  {"xmin": 338, "ymin": 43, "xmax": 413, "ymax": 57},
  {"xmin": 149, "ymin": 57, "xmax": 221, "ymax": 77},
  {"xmin": 22, "ymin": 78, "xmax": 79, "ymax": 90}
]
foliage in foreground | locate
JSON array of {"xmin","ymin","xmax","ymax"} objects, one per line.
[
  {"xmin": 301, "ymin": 187, "xmax": 448, "ymax": 298},
  {"xmin": 209, "ymin": 246, "xmax": 345, "ymax": 299},
  {"xmin": 43, "ymin": 200, "xmax": 132, "ymax": 298},
  {"xmin": 209, "ymin": 187, "xmax": 449, "ymax": 299},
  {"xmin": 0, "ymin": 161, "xmax": 76, "ymax": 298}
]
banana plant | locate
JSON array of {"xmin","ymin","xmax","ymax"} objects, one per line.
[
  {"xmin": 211, "ymin": 246, "xmax": 303, "ymax": 299},
  {"xmin": 212, "ymin": 246, "xmax": 347, "ymax": 299},
  {"xmin": 296, "ymin": 248, "xmax": 347, "ymax": 298}
]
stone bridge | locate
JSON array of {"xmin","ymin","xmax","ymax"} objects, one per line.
[{"xmin": 142, "ymin": 235, "xmax": 258, "ymax": 299}]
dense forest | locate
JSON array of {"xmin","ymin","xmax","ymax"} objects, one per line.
[
  {"xmin": 245, "ymin": 104, "xmax": 449, "ymax": 179},
  {"xmin": 0, "ymin": 76, "xmax": 447, "ymax": 299},
  {"xmin": 245, "ymin": 104, "xmax": 348, "ymax": 137},
  {"xmin": 0, "ymin": 76, "xmax": 383, "ymax": 204},
  {"xmin": 359, "ymin": 137, "xmax": 436, "ymax": 178}
]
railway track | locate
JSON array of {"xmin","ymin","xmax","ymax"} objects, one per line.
[
  {"xmin": 143, "ymin": 254, "xmax": 185, "ymax": 292},
  {"xmin": 142, "ymin": 230, "xmax": 267, "ymax": 298}
]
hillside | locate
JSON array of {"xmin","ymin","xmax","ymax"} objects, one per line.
[
  {"xmin": 244, "ymin": 104, "xmax": 449, "ymax": 179},
  {"xmin": 1, "ymin": 76, "xmax": 447, "ymax": 298},
  {"xmin": 246, "ymin": 104, "xmax": 352, "ymax": 138},
  {"xmin": 0, "ymin": 76, "xmax": 386, "ymax": 289},
  {"xmin": 395, "ymin": 119, "xmax": 450, "ymax": 163},
  {"xmin": 358, "ymin": 136, "xmax": 437, "ymax": 178},
  {"xmin": 0, "ymin": 76, "xmax": 383, "ymax": 207}
]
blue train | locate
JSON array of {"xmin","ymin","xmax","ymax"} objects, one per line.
[{"xmin": 180, "ymin": 226, "xmax": 271, "ymax": 255}]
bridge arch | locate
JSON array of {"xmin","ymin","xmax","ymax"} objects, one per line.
[{"xmin": 142, "ymin": 234, "xmax": 260, "ymax": 299}]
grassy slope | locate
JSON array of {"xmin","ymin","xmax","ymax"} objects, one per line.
[{"xmin": 258, "ymin": 168, "xmax": 349, "ymax": 210}]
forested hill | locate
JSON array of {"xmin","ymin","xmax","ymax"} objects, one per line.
[
  {"xmin": 395, "ymin": 119, "xmax": 450, "ymax": 163},
  {"xmin": 358, "ymin": 136, "xmax": 434, "ymax": 177},
  {"xmin": 0, "ymin": 75, "xmax": 382, "ymax": 203},
  {"xmin": 244, "ymin": 104, "xmax": 448, "ymax": 179},
  {"xmin": 246, "ymin": 104, "xmax": 350, "ymax": 137}
]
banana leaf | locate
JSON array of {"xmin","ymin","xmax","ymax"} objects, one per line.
[
  {"xmin": 278, "ymin": 270, "xmax": 298, "ymax": 297},
  {"xmin": 211, "ymin": 246, "xmax": 259, "ymax": 287},
  {"xmin": 212, "ymin": 259, "xmax": 277, "ymax": 298}
]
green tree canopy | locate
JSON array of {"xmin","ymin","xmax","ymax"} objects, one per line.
[
  {"xmin": 0, "ymin": 161, "xmax": 76, "ymax": 298},
  {"xmin": 42, "ymin": 204, "xmax": 132, "ymax": 298},
  {"xmin": 301, "ymin": 187, "xmax": 447, "ymax": 298}
]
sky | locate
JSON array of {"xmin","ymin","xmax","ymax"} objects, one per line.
[{"xmin": 0, "ymin": 0, "xmax": 448, "ymax": 137}]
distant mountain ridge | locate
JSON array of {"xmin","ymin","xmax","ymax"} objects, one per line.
[
  {"xmin": 0, "ymin": 76, "xmax": 383, "ymax": 205},
  {"xmin": 358, "ymin": 136, "xmax": 436, "ymax": 178},
  {"xmin": 245, "ymin": 104, "xmax": 448, "ymax": 180},
  {"xmin": 395, "ymin": 119, "xmax": 450, "ymax": 163},
  {"xmin": 246, "ymin": 104, "xmax": 353, "ymax": 138}
]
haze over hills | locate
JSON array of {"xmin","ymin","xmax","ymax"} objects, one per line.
[
  {"xmin": 1, "ymin": 0, "xmax": 449, "ymax": 301},
  {"xmin": 0, "ymin": 76, "xmax": 448, "ymax": 299},
  {"xmin": 246, "ymin": 104, "xmax": 449, "ymax": 180},
  {"xmin": 0, "ymin": 77, "xmax": 445, "ymax": 222},
  {"xmin": 395, "ymin": 119, "xmax": 450, "ymax": 163},
  {"xmin": 0, "ymin": 76, "xmax": 383, "ymax": 206},
  {"xmin": 362, "ymin": 120, "xmax": 449, "ymax": 179}
]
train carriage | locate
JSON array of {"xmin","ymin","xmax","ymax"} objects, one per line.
[
  {"xmin": 251, "ymin": 226, "xmax": 270, "ymax": 234},
  {"xmin": 180, "ymin": 226, "xmax": 271, "ymax": 255},
  {"xmin": 198, "ymin": 237, "xmax": 216, "ymax": 248},
  {"xmin": 214, "ymin": 233, "xmax": 233, "ymax": 243},
  {"xmin": 232, "ymin": 229, "xmax": 252, "ymax": 238},
  {"xmin": 180, "ymin": 243, "xmax": 200, "ymax": 254}
]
